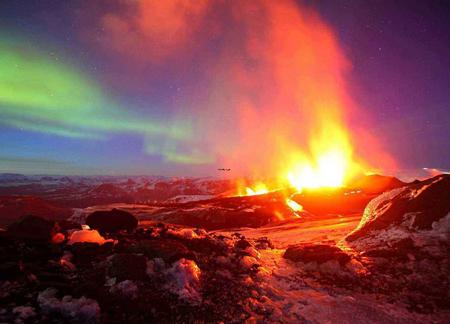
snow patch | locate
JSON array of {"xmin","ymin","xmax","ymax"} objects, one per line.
[
  {"xmin": 165, "ymin": 258, "xmax": 201, "ymax": 303},
  {"xmin": 146, "ymin": 258, "xmax": 166, "ymax": 276},
  {"xmin": 431, "ymin": 212, "xmax": 450, "ymax": 235},
  {"xmin": 165, "ymin": 195, "xmax": 213, "ymax": 203},
  {"xmin": 60, "ymin": 251, "xmax": 76, "ymax": 271},
  {"xmin": 68, "ymin": 229, "xmax": 115, "ymax": 245},
  {"xmin": 167, "ymin": 228, "xmax": 199, "ymax": 239},
  {"xmin": 69, "ymin": 208, "xmax": 87, "ymax": 224},
  {"xmin": 13, "ymin": 306, "xmax": 36, "ymax": 320},
  {"xmin": 355, "ymin": 187, "xmax": 406, "ymax": 231},
  {"xmin": 37, "ymin": 288, "xmax": 100, "ymax": 323},
  {"xmin": 110, "ymin": 280, "xmax": 138, "ymax": 299}
]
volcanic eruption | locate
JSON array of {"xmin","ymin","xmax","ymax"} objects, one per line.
[{"xmin": 1, "ymin": 0, "xmax": 449, "ymax": 323}]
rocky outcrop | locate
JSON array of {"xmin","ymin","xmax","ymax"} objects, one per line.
[
  {"xmin": 0, "ymin": 221, "xmax": 271, "ymax": 323},
  {"xmin": 343, "ymin": 174, "xmax": 450, "ymax": 312},
  {"xmin": 346, "ymin": 174, "xmax": 450, "ymax": 243}
]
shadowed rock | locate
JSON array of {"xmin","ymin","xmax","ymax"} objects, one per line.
[
  {"xmin": 108, "ymin": 253, "xmax": 147, "ymax": 281},
  {"xmin": 86, "ymin": 208, "xmax": 138, "ymax": 233},
  {"xmin": 7, "ymin": 215, "xmax": 57, "ymax": 241},
  {"xmin": 284, "ymin": 243, "xmax": 350, "ymax": 265}
]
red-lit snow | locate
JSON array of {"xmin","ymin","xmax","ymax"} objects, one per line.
[{"xmin": 68, "ymin": 229, "xmax": 114, "ymax": 245}]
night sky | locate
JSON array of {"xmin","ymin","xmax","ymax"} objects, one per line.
[{"xmin": 0, "ymin": 0, "xmax": 449, "ymax": 177}]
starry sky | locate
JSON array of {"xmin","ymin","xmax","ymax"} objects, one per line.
[{"xmin": 0, "ymin": 0, "xmax": 449, "ymax": 176}]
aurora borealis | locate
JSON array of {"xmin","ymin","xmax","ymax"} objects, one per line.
[
  {"xmin": 0, "ymin": 0, "xmax": 449, "ymax": 176},
  {"xmin": 0, "ymin": 36, "xmax": 195, "ymax": 164}
]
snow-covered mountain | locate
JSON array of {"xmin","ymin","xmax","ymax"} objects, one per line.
[{"xmin": 0, "ymin": 174, "xmax": 235, "ymax": 208}]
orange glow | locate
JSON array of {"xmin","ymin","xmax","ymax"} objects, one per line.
[
  {"xmin": 286, "ymin": 199, "xmax": 303, "ymax": 212},
  {"xmin": 284, "ymin": 124, "xmax": 362, "ymax": 193},
  {"xmin": 236, "ymin": 124, "xmax": 363, "ymax": 196},
  {"xmin": 274, "ymin": 211, "xmax": 285, "ymax": 221},
  {"xmin": 235, "ymin": 181, "xmax": 271, "ymax": 196},
  {"xmin": 245, "ymin": 183, "xmax": 269, "ymax": 196}
]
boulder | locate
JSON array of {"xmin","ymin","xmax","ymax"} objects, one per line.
[
  {"xmin": 235, "ymin": 238, "xmax": 252, "ymax": 250},
  {"xmin": 284, "ymin": 243, "xmax": 350, "ymax": 265},
  {"xmin": 7, "ymin": 215, "xmax": 58, "ymax": 241},
  {"xmin": 86, "ymin": 208, "xmax": 138, "ymax": 233},
  {"xmin": 255, "ymin": 237, "xmax": 275, "ymax": 249}
]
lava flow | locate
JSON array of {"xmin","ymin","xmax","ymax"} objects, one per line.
[{"xmin": 236, "ymin": 123, "xmax": 364, "ymax": 213}]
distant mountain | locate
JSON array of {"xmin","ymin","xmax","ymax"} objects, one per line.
[
  {"xmin": 0, "ymin": 175, "xmax": 235, "ymax": 208},
  {"xmin": 0, "ymin": 173, "xmax": 30, "ymax": 183},
  {"xmin": 0, "ymin": 195, "xmax": 73, "ymax": 226},
  {"xmin": 89, "ymin": 183, "xmax": 130, "ymax": 197}
]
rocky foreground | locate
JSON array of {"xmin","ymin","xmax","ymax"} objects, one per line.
[{"xmin": 0, "ymin": 175, "xmax": 449, "ymax": 323}]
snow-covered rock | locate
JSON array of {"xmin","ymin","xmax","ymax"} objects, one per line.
[
  {"xmin": 165, "ymin": 258, "xmax": 202, "ymax": 303},
  {"xmin": 165, "ymin": 195, "xmax": 214, "ymax": 203},
  {"xmin": 109, "ymin": 280, "xmax": 139, "ymax": 299},
  {"xmin": 68, "ymin": 229, "xmax": 114, "ymax": 245},
  {"xmin": 37, "ymin": 288, "xmax": 100, "ymax": 323},
  {"xmin": 12, "ymin": 306, "xmax": 36, "ymax": 320},
  {"xmin": 167, "ymin": 228, "xmax": 200, "ymax": 239},
  {"xmin": 59, "ymin": 251, "xmax": 76, "ymax": 271},
  {"xmin": 341, "ymin": 174, "xmax": 450, "ymax": 313},
  {"xmin": 346, "ymin": 174, "xmax": 450, "ymax": 249}
]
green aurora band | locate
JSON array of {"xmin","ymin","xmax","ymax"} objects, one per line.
[{"xmin": 0, "ymin": 38, "xmax": 211, "ymax": 164}]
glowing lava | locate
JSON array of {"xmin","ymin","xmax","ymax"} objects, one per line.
[
  {"xmin": 237, "ymin": 125, "xmax": 362, "ymax": 196},
  {"xmin": 286, "ymin": 198, "xmax": 303, "ymax": 212},
  {"xmin": 283, "ymin": 121, "xmax": 363, "ymax": 193},
  {"xmin": 244, "ymin": 183, "xmax": 269, "ymax": 196}
]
